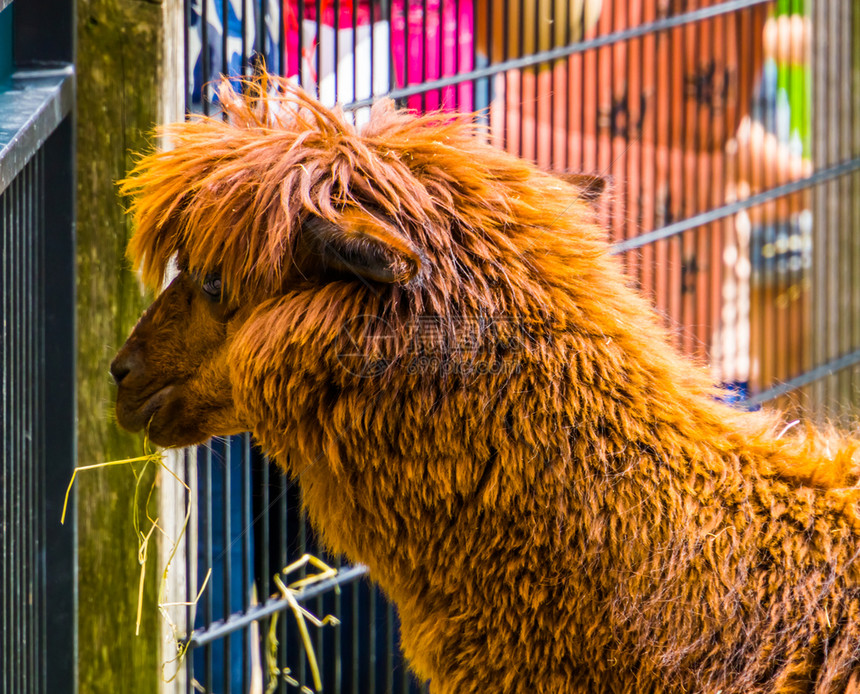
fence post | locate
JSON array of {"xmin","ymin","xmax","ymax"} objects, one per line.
[
  {"xmin": 158, "ymin": 2, "xmax": 191, "ymax": 691},
  {"xmin": 75, "ymin": 0, "xmax": 166, "ymax": 691}
]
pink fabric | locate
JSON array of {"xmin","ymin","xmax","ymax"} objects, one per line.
[
  {"xmin": 391, "ymin": 0, "xmax": 473, "ymax": 111},
  {"xmin": 283, "ymin": 0, "xmax": 474, "ymax": 112}
]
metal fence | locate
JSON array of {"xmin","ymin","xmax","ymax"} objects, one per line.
[
  {"xmin": 0, "ymin": 1, "xmax": 76, "ymax": 693},
  {"xmin": 180, "ymin": 0, "xmax": 860, "ymax": 692}
]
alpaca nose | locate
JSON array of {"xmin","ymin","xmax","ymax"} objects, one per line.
[{"xmin": 110, "ymin": 351, "xmax": 139, "ymax": 386}]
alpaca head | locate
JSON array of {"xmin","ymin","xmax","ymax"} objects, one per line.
[{"xmin": 112, "ymin": 75, "xmax": 606, "ymax": 450}]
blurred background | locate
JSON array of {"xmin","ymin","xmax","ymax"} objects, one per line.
[{"xmin": 1, "ymin": 0, "xmax": 859, "ymax": 693}]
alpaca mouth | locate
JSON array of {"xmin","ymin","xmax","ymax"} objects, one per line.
[{"xmin": 116, "ymin": 384, "xmax": 176, "ymax": 433}]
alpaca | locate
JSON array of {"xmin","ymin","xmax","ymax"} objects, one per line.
[{"xmin": 112, "ymin": 75, "xmax": 860, "ymax": 693}]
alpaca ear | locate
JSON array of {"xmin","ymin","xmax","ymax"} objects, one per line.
[
  {"xmin": 555, "ymin": 173, "xmax": 607, "ymax": 204},
  {"xmin": 299, "ymin": 209, "xmax": 424, "ymax": 285}
]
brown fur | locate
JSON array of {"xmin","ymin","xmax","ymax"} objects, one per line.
[{"xmin": 113, "ymin": 75, "xmax": 860, "ymax": 693}]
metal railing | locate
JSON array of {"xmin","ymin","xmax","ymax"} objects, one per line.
[{"xmin": 0, "ymin": 2, "xmax": 76, "ymax": 693}]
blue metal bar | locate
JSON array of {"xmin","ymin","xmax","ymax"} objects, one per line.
[
  {"xmin": 241, "ymin": 434, "xmax": 252, "ymax": 691},
  {"xmin": 222, "ymin": 438, "xmax": 232, "ymax": 694},
  {"xmin": 186, "ymin": 564, "xmax": 369, "ymax": 648},
  {"xmin": 202, "ymin": 445, "xmax": 214, "ymax": 689}
]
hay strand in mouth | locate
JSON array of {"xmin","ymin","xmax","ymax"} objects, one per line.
[
  {"xmin": 61, "ymin": 453, "xmax": 162, "ymax": 525},
  {"xmin": 62, "ymin": 441, "xmax": 206, "ymax": 675}
]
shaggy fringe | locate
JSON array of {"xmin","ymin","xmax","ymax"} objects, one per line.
[{"xmin": 120, "ymin": 75, "xmax": 546, "ymax": 305}]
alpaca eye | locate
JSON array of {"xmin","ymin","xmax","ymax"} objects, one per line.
[{"xmin": 201, "ymin": 274, "xmax": 223, "ymax": 299}]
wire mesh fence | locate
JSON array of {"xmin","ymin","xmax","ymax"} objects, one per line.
[{"xmin": 179, "ymin": 0, "xmax": 860, "ymax": 692}]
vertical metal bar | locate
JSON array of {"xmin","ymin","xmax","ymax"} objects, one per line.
[
  {"xmin": 277, "ymin": 472, "xmax": 288, "ymax": 694},
  {"xmin": 639, "ymin": 0, "xmax": 656, "ymax": 300},
  {"xmin": 761, "ymin": 2, "xmax": 775, "ymax": 399},
  {"xmin": 667, "ymin": 8, "xmax": 681, "ymax": 341},
  {"xmin": 516, "ymin": 0, "xmax": 524, "ymax": 157},
  {"xmin": 36, "ymin": 110, "xmax": 77, "ymax": 691},
  {"xmin": 812, "ymin": 0, "xmax": 828, "ymax": 407},
  {"xmin": 607, "ymin": 0, "xmax": 617, "ymax": 242},
  {"xmin": 388, "ymin": 0, "xmax": 396, "ymax": 97},
  {"xmin": 402, "ymin": 635, "xmax": 411, "ymax": 694},
  {"xmin": 550, "ymin": 0, "xmax": 558, "ymax": 165},
  {"xmin": 260, "ymin": 455, "xmax": 270, "ymax": 598},
  {"xmin": 12, "ymin": 170, "xmax": 21, "ymax": 694},
  {"xmin": 626, "ymin": 0, "xmax": 637, "ymax": 282},
  {"xmin": 7, "ymin": 170, "xmax": 13, "ymax": 694},
  {"xmin": 240, "ymin": 0, "xmax": 248, "ymax": 74},
  {"xmin": 16, "ymin": 160, "xmax": 22, "ymax": 694},
  {"xmin": 694, "ymin": 14, "xmax": 711, "ymax": 364},
  {"xmin": 368, "ymin": 0, "xmax": 377, "ymax": 103},
  {"xmin": 778, "ymin": 3, "xmax": 795, "ymax": 401},
  {"xmin": 242, "ymin": 434, "xmax": 252, "ymax": 691},
  {"xmin": 297, "ymin": 0, "xmax": 306, "ymax": 86},
  {"xmin": 315, "ymin": 0, "xmax": 323, "ymax": 98},
  {"xmin": 1, "ymin": 179, "xmax": 7, "ymax": 694},
  {"xmin": 333, "ymin": 555, "xmax": 342, "ymax": 690},
  {"xmin": 185, "ymin": 0, "xmax": 193, "ymax": 110},
  {"xmin": 280, "ymin": 0, "xmax": 287, "ymax": 76},
  {"xmin": 421, "ymin": 0, "xmax": 428, "ymax": 112},
  {"xmin": 185, "ymin": 449, "xmax": 197, "ymax": 694},
  {"xmin": 783, "ymin": 12, "xmax": 795, "ymax": 387},
  {"xmin": 35, "ymin": 149, "xmax": 42, "ymax": 694},
  {"xmin": 203, "ymin": 445, "xmax": 214, "ymax": 690},
  {"xmin": 351, "ymin": 578, "xmax": 359, "ymax": 693},
  {"xmin": 334, "ymin": 0, "xmax": 341, "ymax": 101},
  {"xmin": 22, "ymin": 160, "xmax": 29, "ymax": 690},
  {"xmin": 385, "ymin": 602, "xmax": 395, "ymax": 693},
  {"xmin": 715, "ymin": 6, "xmax": 731, "ymax": 385},
  {"xmin": 653, "ymin": 5, "xmax": 668, "ymax": 319},
  {"xmin": 501, "ymin": 0, "xmax": 509, "ymax": 148},
  {"xmin": 31, "ymin": 148, "xmax": 47, "ymax": 694},
  {"xmin": 221, "ymin": 0, "xmax": 230, "ymax": 81},
  {"xmin": 838, "ymin": 0, "xmax": 852, "ymax": 410},
  {"xmin": 454, "ymin": 0, "xmax": 461, "ymax": 111},
  {"xmin": 11, "ymin": 151, "xmax": 17, "ymax": 694},
  {"xmin": 297, "ymin": 503, "xmax": 308, "ymax": 685},
  {"xmin": 7, "ymin": 165, "xmax": 15, "ymax": 694},
  {"xmin": 418, "ymin": 0, "xmax": 434, "ymax": 113},
  {"xmin": 482, "ymin": 0, "xmax": 491, "ymax": 125},
  {"xmin": 36, "ymin": 149, "xmax": 44, "ymax": 693},
  {"xmin": 353, "ymin": 0, "xmax": 360, "ymax": 106},
  {"xmin": 37, "ymin": 143, "xmax": 47, "ymax": 694},
  {"xmin": 18, "ymin": 163, "xmax": 26, "ymax": 692},
  {"xmin": 35, "ymin": 135, "xmax": 47, "ymax": 694},
  {"xmin": 25, "ymin": 158, "xmax": 33, "ymax": 690},
  {"xmin": 853, "ymin": 2, "xmax": 860, "ymax": 411},
  {"xmin": 368, "ymin": 586, "xmax": 377, "ymax": 694},
  {"xmin": 254, "ymin": 0, "xmax": 262, "ymax": 62},
  {"xmin": 19, "ymin": 157, "xmax": 28, "ymax": 694},
  {"xmin": 25, "ymin": 154, "xmax": 35, "ymax": 694},
  {"xmin": 16, "ymin": 157, "xmax": 23, "ymax": 694},
  {"xmin": 222, "ymin": 439, "xmax": 233, "ymax": 694},
  {"xmin": 677, "ymin": 7, "xmax": 692, "ymax": 355},
  {"xmin": 202, "ymin": 0, "xmax": 211, "ymax": 114}
]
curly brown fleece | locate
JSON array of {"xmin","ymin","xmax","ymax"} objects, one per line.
[{"xmin": 117, "ymin": 75, "xmax": 860, "ymax": 693}]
